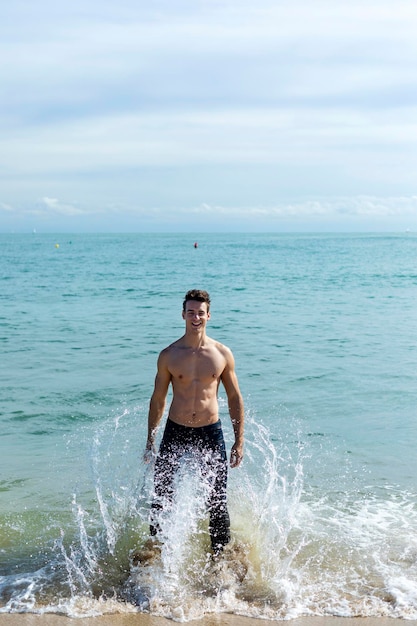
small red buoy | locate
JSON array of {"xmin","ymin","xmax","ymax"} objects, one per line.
[{"xmin": 194, "ymin": 242, "xmax": 198, "ymax": 248}]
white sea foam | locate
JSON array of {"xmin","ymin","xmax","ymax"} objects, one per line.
[{"xmin": 2, "ymin": 409, "xmax": 417, "ymax": 620}]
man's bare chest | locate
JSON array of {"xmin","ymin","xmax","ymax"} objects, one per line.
[{"xmin": 169, "ymin": 349, "xmax": 225, "ymax": 383}]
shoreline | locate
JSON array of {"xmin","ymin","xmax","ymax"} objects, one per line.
[{"xmin": 1, "ymin": 615, "xmax": 417, "ymax": 626}]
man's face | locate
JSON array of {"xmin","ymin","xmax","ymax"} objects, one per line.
[{"xmin": 182, "ymin": 300, "xmax": 210, "ymax": 332}]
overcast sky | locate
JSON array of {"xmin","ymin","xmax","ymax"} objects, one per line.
[{"xmin": 1, "ymin": 0, "xmax": 416, "ymax": 232}]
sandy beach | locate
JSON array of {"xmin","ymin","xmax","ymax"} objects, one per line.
[{"xmin": 1, "ymin": 615, "xmax": 417, "ymax": 626}]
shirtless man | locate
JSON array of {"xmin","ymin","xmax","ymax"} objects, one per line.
[{"xmin": 144, "ymin": 289, "xmax": 244, "ymax": 553}]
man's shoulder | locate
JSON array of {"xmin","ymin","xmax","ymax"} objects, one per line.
[
  {"xmin": 159, "ymin": 338, "xmax": 185, "ymax": 360},
  {"xmin": 209, "ymin": 338, "xmax": 233, "ymax": 359}
]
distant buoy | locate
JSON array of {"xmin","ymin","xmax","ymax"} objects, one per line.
[
  {"xmin": 55, "ymin": 243, "xmax": 60, "ymax": 249},
  {"xmin": 194, "ymin": 242, "xmax": 198, "ymax": 248}
]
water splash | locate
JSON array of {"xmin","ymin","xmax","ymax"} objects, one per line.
[{"xmin": 2, "ymin": 408, "xmax": 417, "ymax": 620}]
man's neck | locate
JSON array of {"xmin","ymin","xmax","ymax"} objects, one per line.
[{"xmin": 182, "ymin": 330, "xmax": 208, "ymax": 349}]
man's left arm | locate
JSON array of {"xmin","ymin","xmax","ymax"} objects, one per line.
[{"xmin": 221, "ymin": 349, "xmax": 244, "ymax": 468}]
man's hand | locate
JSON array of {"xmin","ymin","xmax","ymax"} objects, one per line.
[
  {"xmin": 143, "ymin": 441, "xmax": 156, "ymax": 464},
  {"xmin": 230, "ymin": 442, "xmax": 243, "ymax": 468}
]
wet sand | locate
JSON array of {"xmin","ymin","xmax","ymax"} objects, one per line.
[{"xmin": 0, "ymin": 615, "xmax": 416, "ymax": 626}]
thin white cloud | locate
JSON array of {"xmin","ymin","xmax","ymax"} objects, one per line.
[
  {"xmin": 1, "ymin": 0, "xmax": 417, "ymax": 230},
  {"xmin": 35, "ymin": 197, "xmax": 85, "ymax": 217},
  {"xmin": 2, "ymin": 107, "xmax": 416, "ymax": 176},
  {"xmin": 2, "ymin": 195, "xmax": 416, "ymax": 231},
  {"xmin": 184, "ymin": 196, "xmax": 417, "ymax": 220},
  {"xmin": 0, "ymin": 202, "xmax": 14, "ymax": 213},
  {"xmin": 1, "ymin": 0, "xmax": 416, "ymax": 120}
]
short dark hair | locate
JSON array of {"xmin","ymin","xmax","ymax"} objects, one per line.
[{"xmin": 183, "ymin": 289, "xmax": 211, "ymax": 311}]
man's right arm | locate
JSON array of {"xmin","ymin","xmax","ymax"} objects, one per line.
[
  {"xmin": 144, "ymin": 350, "xmax": 171, "ymax": 462},
  {"xmin": 220, "ymin": 346, "xmax": 245, "ymax": 468}
]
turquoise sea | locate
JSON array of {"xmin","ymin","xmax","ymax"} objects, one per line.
[{"xmin": 1, "ymin": 232, "xmax": 417, "ymax": 620}]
